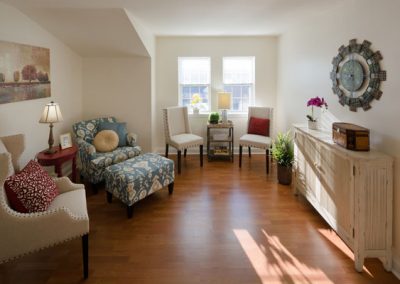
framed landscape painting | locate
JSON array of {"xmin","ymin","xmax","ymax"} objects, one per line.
[{"xmin": 0, "ymin": 40, "xmax": 50, "ymax": 104}]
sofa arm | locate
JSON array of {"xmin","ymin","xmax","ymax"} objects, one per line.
[
  {"xmin": 54, "ymin": 177, "xmax": 85, "ymax": 194},
  {"xmin": 127, "ymin": 132, "xmax": 138, "ymax": 147}
]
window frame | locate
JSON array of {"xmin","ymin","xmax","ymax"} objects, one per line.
[
  {"xmin": 178, "ymin": 57, "xmax": 211, "ymax": 113},
  {"xmin": 222, "ymin": 57, "xmax": 255, "ymax": 113}
]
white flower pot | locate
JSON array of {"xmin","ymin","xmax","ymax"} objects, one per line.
[
  {"xmin": 193, "ymin": 108, "xmax": 200, "ymax": 114},
  {"xmin": 308, "ymin": 120, "xmax": 318, "ymax": 130}
]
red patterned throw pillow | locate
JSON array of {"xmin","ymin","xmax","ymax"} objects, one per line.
[
  {"xmin": 4, "ymin": 160, "xmax": 59, "ymax": 213},
  {"xmin": 248, "ymin": 117, "xmax": 270, "ymax": 136}
]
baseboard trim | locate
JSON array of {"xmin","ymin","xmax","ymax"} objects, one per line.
[{"xmin": 392, "ymin": 253, "xmax": 400, "ymax": 280}]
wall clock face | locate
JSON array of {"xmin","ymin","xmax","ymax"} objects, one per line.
[{"xmin": 330, "ymin": 39, "xmax": 387, "ymax": 111}]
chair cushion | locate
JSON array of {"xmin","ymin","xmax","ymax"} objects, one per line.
[
  {"xmin": 239, "ymin": 134, "xmax": 272, "ymax": 149},
  {"xmin": 98, "ymin": 122, "xmax": 128, "ymax": 147},
  {"xmin": 4, "ymin": 160, "xmax": 59, "ymax": 213},
  {"xmin": 93, "ymin": 130, "xmax": 119, "ymax": 153},
  {"xmin": 170, "ymin": 133, "xmax": 203, "ymax": 150},
  {"xmin": 248, "ymin": 117, "xmax": 270, "ymax": 136},
  {"xmin": 48, "ymin": 188, "xmax": 88, "ymax": 218}
]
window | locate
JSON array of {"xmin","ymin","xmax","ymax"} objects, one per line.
[
  {"xmin": 178, "ymin": 57, "xmax": 210, "ymax": 112},
  {"xmin": 223, "ymin": 57, "xmax": 255, "ymax": 112}
]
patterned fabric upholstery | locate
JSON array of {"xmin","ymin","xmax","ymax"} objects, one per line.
[
  {"xmin": 72, "ymin": 117, "xmax": 141, "ymax": 184},
  {"xmin": 104, "ymin": 153, "xmax": 174, "ymax": 207}
]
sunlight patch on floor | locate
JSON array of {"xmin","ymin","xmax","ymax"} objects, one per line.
[
  {"xmin": 318, "ymin": 228, "xmax": 373, "ymax": 278},
  {"xmin": 233, "ymin": 229, "xmax": 333, "ymax": 284}
]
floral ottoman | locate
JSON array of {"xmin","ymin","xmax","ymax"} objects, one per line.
[{"xmin": 104, "ymin": 153, "xmax": 174, "ymax": 218}]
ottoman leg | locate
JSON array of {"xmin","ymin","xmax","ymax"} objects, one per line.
[
  {"xmin": 127, "ymin": 205, "xmax": 133, "ymax": 219},
  {"xmin": 106, "ymin": 191, "xmax": 112, "ymax": 203},
  {"xmin": 168, "ymin": 182, "xmax": 174, "ymax": 194}
]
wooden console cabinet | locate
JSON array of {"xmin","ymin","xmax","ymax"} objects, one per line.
[{"xmin": 293, "ymin": 124, "xmax": 393, "ymax": 272}]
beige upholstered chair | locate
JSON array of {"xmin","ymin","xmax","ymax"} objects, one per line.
[
  {"xmin": 0, "ymin": 134, "xmax": 90, "ymax": 279},
  {"xmin": 163, "ymin": 106, "xmax": 203, "ymax": 174},
  {"xmin": 239, "ymin": 107, "xmax": 273, "ymax": 174}
]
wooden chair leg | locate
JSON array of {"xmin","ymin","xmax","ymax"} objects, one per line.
[
  {"xmin": 184, "ymin": 149, "xmax": 187, "ymax": 158},
  {"xmin": 127, "ymin": 205, "xmax": 133, "ymax": 219},
  {"xmin": 200, "ymin": 145, "xmax": 203, "ymax": 167},
  {"xmin": 248, "ymin": 147, "xmax": 251, "ymax": 158},
  {"xmin": 106, "ymin": 191, "xmax": 112, "ymax": 203},
  {"xmin": 165, "ymin": 144, "xmax": 169, "ymax": 158},
  {"xmin": 82, "ymin": 234, "xmax": 89, "ymax": 279},
  {"xmin": 266, "ymin": 149, "xmax": 270, "ymax": 174},
  {"xmin": 239, "ymin": 145, "xmax": 243, "ymax": 167},
  {"xmin": 177, "ymin": 150, "xmax": 182, "ymax": 174},
  {"xmin": 168, "ymin": 182, "xmax": 174, "ymax": 194}
]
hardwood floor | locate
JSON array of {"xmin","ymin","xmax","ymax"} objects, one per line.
[{"xmin": 0, "ymin": 155, "xmax": 398, "ymax": 283}]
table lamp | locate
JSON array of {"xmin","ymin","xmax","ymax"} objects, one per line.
[
  {"xmin": 217, "ymin": 92, "xmax": 232, "ymax": 124},
  {"xmin": 39, "ymin": 101, "xmax": 63, "ymax": 154}
]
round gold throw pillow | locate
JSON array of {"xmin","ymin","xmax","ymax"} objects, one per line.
[{"xmin": 93, "ymin": 130, "xmax": 119, "ymax": 152}]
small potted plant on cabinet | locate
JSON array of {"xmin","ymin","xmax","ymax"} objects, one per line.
[{"xmin": 271, "ymin": 131, "xmax": 294, "ymax": 185}]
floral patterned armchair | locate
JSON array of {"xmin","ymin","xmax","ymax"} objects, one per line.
[{"xmin": 72, "ymin": 117, "xmax": 141, "ymax": 185}]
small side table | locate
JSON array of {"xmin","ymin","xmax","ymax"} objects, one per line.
[
  {"xmin": 37, "ymin": 145, "xmax": 78, "ymax": 182},
  {"xmin": 207, "ymin": 121, "xmax": 234, "ymax": 162}
]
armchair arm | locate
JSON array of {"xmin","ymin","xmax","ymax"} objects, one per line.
[
  {"xmin": 76, "ymin": 138, "xmax": 96, "ymax": 158},
  {"xmin": 127, "ymin": 132, "xmax": 138, "ymax": 147},
  {"xmin": 54, "ymin": 177, "xmax": 84, "ymax": 194}
]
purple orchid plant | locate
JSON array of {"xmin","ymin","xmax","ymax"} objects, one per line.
[{"xmin": 307, "ymin": 96, "xmax": 328, "ymax": 122}]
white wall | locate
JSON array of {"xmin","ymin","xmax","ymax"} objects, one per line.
[
  {"xmin": 155, "ymin": 36, "xmax": 278, "ymax": 152},
  {"xmin": 0, "ymin": 2, "xmax": 82, "ymax": 166},
  {"xmin": 277, "ymin": 0, "xmax": 400, "ymax": 275},
  {"xmin": 82, "ymin": 57, "xmax": 152, "ymax": 151}
]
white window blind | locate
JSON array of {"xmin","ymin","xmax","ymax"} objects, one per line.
[
  {"xmin": 178, "ymin": 57, "xmax": 210, "ymax": 111},
  {"xmin": 223, "ymin": 57, "xmax": 255, "ymax": 112}
]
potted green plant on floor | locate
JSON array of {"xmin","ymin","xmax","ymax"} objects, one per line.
[{"xmin": 271, "ymin": 131, "xmax": 294, "ymax": 185}]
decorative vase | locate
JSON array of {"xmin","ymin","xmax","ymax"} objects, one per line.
[
  {"xmin": 277, "ymin": 164, "xmax": 292, "ymax": 185},
  {"xmin": 308, "ymin": 120, "xmax": 318, "ymax": 130},
  {"xmin": 193, "ymin": 107, "xmax": 200, "ymax": 115}
]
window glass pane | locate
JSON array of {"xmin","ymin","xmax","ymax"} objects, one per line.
[
  {"xmin": 232, "ymin": 98, "xmax": 241, "ymax": 111},
  {"xmin": 191, "ymin": 86, "xmax": 200, "ymax": 95},
  {"xmin": 182, "ymin": 86, "xmax": 190, "ymax": 97},
  {"xmin": 182, "ymin": 99, "xmax": 191, "ymax": 107}
]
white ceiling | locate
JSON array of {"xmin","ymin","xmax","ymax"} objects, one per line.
[{"xmin": 2, "ymin": 0, "xmax": 346, "ymax": 56}]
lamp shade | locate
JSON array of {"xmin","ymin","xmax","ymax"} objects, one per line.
[
  {"xmin": 39, "ymin": 101, "xmax": 63, "ymax": 123},
  {"xmin": 217, "ymin": 92, "xmax": 232, "ymax": 110}
]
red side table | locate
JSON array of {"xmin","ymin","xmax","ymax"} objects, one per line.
[{"xmin": 37, "ymin": 145, "xmax": 78, "ymax": 182}]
